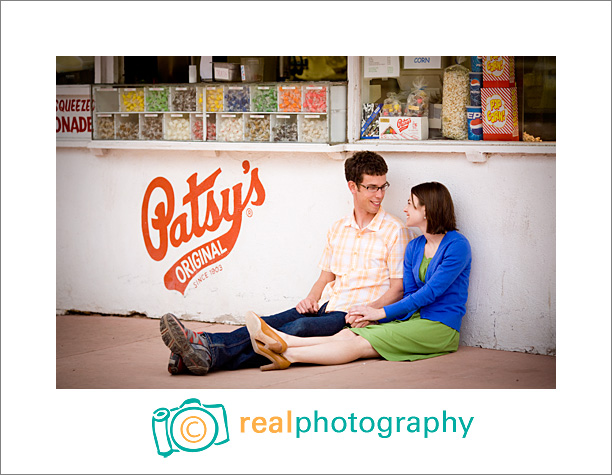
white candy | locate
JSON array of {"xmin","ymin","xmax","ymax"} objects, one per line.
[
  {"xmin": 218, "ymin": 116, "xmax": 244, "ymax": 142},
  {"xmin": 165, "ymin": 118, "xmax": 190, "ymax": 140},
  {"xmin": 300, "ymin": 117, "xmax": 328, "ymax": 142}
]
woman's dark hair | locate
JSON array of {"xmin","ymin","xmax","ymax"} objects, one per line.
[
  {"xmin": 344, "ymin": 151, "xmax": 388, "ymax": 185},
  {"xmin": 411, "ymin": 182, "xmax": 458, "ymax": 234}
]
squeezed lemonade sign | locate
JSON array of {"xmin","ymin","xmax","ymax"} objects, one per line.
[{"xmin": 141, "ymin": 160, "xmax": 266, "ymax": 294}]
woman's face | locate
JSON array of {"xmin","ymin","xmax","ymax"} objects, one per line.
[{"xmin": 404, "ymin": 194, "xmax": 426, "ymax": 228}]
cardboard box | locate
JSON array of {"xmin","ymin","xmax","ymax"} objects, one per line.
[
  {"xmin": 213, "ymin": 63, "xmax": 240, "ymax": 82},
  {"xmin": 378, "ymin": 117, "xmax": 429, "ymax": 140},
  {"xmin": 481, "ymin": 87, "xmax": 519, "ymax": 141},
  {"xmin": 403, "ymin": 56, "xmax": 442, "ymax": 69},
  {"xmin": 482, "ymin": 56, "xmax": 515, "ymax": 87},
  {"xmin": 361, "ymin": 103, "xmax": 383, "ymax": 139}
]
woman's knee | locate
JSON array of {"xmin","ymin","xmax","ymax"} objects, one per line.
[
  {"xmin": 354, "ymin": 335, "xmax": 379, "ymax": 358},
  {"xmin": 333, "ymin": 329, "xmax": 360, "ymax": 341}
]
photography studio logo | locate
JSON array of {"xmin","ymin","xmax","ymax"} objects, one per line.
[{"xmin": 152, "ymin": 398, "xmax": 229, "ymax": 457}]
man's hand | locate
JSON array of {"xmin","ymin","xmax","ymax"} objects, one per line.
[{"xmin": 296, "ymin": 296, "xmax": 319, "ymax": 314}]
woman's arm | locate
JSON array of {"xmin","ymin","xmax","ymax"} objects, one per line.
[
  {"xmin": 381, "ymin": 237, "xmax": 471, "ymax": 322},
  {"xmin": 347, "ymin": 278, "xmax": 403, "ymax": 327}
]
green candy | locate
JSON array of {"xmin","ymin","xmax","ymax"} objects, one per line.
[{"xmin": 252, "ymin": 87, "xmax": 277, "ymax": 112}]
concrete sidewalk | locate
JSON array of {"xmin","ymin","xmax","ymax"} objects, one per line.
[{"xmin": 56, "ymin": 314, "xmax": 556, "ymax": 389}]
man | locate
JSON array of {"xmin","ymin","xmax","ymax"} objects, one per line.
[{"xmin": 160, "ymin": 151, "xmax": 415, "ymax": 375}]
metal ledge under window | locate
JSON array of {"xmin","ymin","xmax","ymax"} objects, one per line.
[{"xmin": 57, "ymin": 139, "xmax": 555, "ymax": 163}]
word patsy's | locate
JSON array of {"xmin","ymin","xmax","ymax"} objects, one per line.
[{"xmin": 141, "ymin": 161, "xmax": 265, "ymax": 293}]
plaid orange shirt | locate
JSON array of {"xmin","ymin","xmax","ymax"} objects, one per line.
[{"xmin": 318, "ymin": 208, "xmax": 414, "ymax": 312}]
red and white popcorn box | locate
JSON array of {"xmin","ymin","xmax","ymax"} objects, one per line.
[
  {"xmin": 378, "ymin": 117, "xmax": 429, "ymax": 140},
  {"xmin": 482, "ymin": 56, "xmax": 515, "ymax": 87},
  {"xmin": 481, "ymin": 87, "xmax": 519, "ymax": 141}
]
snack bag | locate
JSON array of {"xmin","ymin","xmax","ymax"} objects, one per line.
[
  {"xmin": 405, "ymin": 77, "xmax": 429, "ymax": 117},
  {"xmin": 381, "ymin": 92, "xmax": 403, "ymax": 117},
  {"xmin": 442, "ymin": 57, "xmax": 470, "ymax": 140}
]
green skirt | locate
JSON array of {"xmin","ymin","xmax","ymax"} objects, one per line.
[{"xmin": 349, "ymin": 315, "xmax": 459, "ymax": 362}]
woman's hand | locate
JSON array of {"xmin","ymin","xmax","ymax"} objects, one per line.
[{"xmin": 347, "ymin": 305, "xmax": 386, "ymax": 326}]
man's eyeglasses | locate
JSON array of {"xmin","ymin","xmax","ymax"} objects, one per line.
[{"xmin": 359, "ymin": 182, "xmax": 390, "ymax": 193}]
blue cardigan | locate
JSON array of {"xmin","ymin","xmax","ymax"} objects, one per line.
[{"xmin": 381, "ymin": 231, "xmax": 471, "ymax": 332}]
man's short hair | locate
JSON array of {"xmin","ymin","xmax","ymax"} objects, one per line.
[{"xmin": 344, "ymin": 151, "xmax": 388, "ymax": 185}]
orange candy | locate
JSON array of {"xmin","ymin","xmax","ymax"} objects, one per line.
[{"xmin": 278, "ymin": 86, "xmax": 302, "ymax": 112}]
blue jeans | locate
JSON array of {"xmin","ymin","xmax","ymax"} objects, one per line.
[{"xmin": 202, "ymin": 304, "xmax": 347, "ymax": 371}]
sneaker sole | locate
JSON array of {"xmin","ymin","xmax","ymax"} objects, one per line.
[
  {"xmin": 167, "ymin": 353, "xmax": 186, "ymax": 375},
  {"xmin": 160, "ymin": 315, "xmax": 209, "ymax": 376}
]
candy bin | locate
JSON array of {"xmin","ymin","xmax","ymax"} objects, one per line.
[
  {"xmin": 145, "ymin": 87, "xmax": 169, "ymax": 112},
  {"xmin": 225, "ymin": 85, "xmax": 250, "ymax": 112},
  {"xmin": 191, "ymin": 113, "xmax": 204, "ymax": 141},
  {"xmin": 205, "ymin": 86, "xmax": 224, "ymax": 112},
  {"xmin": 164, "ymin": 113, "xmax": 191, "ymax": 140},
  {"xmin": 217, "ymin": 114, "xmax": 244, "ymax": 142},
  {"xmin": 251, "ymin": 85, "xmax": 278, "ymax": 112},
  {"xmin": 141, "ymin": 114, "xmax": 164, "ymax": 140},
  {"xmin": 278, "ymin": 85, "xmax": 302, "ymax": 112},
  {"xmin": 116, "ymin": 114, "xmax": 139, "ymax": 140},
  {"xmin": 244, "ymin": 114, "xmax": 271, "ymax": 142},
  {"xmin": 302, "ymin": 85, "xmax": 327, "ymax": 113},
  {"xmin": 206, "ymin": 114, "xmax": 217, "ymax": 141},
  {"xmin": 94, "ymin": 113, "xmax": 115, "ymax": 139},
  {"xmin": 299, "ymin": 115, "xmax": 328, "ymax": 143},
  {"xmin": 93, "ymin": 87, "xmax": 118, "ymax": 112},
  {"xmin": 272, "ymin": 115, "xmax": 298, "ymax": 142},
  {"xmin": 119, "ymin": 88, "xmax": 144, "ymax": 112},
  {"xmin": 196, "ymin": 86, "xmax": 205, "ymax": 112},
  {"xmin": 171, "ymin": 86, "xmax": 197, "ymax": 112}
]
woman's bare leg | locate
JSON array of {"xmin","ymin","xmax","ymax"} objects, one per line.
[
  {"xmin": 275, "ymin": 328, "xmax": 357, "ymax": 348},
  {"xmin": 283, "ymin": 332, "xmax": 380, "ymax": 366}
]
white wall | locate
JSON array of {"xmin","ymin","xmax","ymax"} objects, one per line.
[{"xmin": 56, "ymin": 147, "xmax": 555, "ymax": 355}]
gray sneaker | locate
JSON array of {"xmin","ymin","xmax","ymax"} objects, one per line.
[{"xmin": 160, "ymin": 313, "xmax": 212, "ymax": 375}]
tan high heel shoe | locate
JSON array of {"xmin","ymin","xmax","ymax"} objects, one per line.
[{"xmin": 245, "ymin": 311, "xmax": 291, "ymax": 371}]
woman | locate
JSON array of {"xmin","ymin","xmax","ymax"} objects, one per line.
[{"xmin": 245, "ymin": 182, "xmax": 472, "ymax": 370}]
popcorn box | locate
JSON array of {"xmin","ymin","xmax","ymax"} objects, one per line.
[
  {"xmin": 378, "ymin": 117, "xmax": 429, "ymax": 140},
  {"xmin": 481, "ymin": 87, "xmax": 519, "ymax": 141},
  {"xmin": 482, "ymin": 56, "xmax": 515, "ymax": 87}
]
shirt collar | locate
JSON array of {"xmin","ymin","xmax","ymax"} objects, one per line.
[{"xmin": 344, "ymin": 207, "xmax": 386, "ymax": 232}]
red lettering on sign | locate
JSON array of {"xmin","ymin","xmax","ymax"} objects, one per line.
[
  {"xmin": 397, "ymin": 118, "xmax": 412, "ymax": 132},
  {"xmin": 141, "ymin": 161, "xmax": 266, "ymax": 294}
]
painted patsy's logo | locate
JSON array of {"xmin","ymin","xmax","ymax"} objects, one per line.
[{"xmin": 142, "ymin": 160, "xmax": 265, "ymax": 294}]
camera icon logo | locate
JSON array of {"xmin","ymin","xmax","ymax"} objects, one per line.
[{"xmin": 152, "ymin": 398, "xmax": 229, "ymax": 457}]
